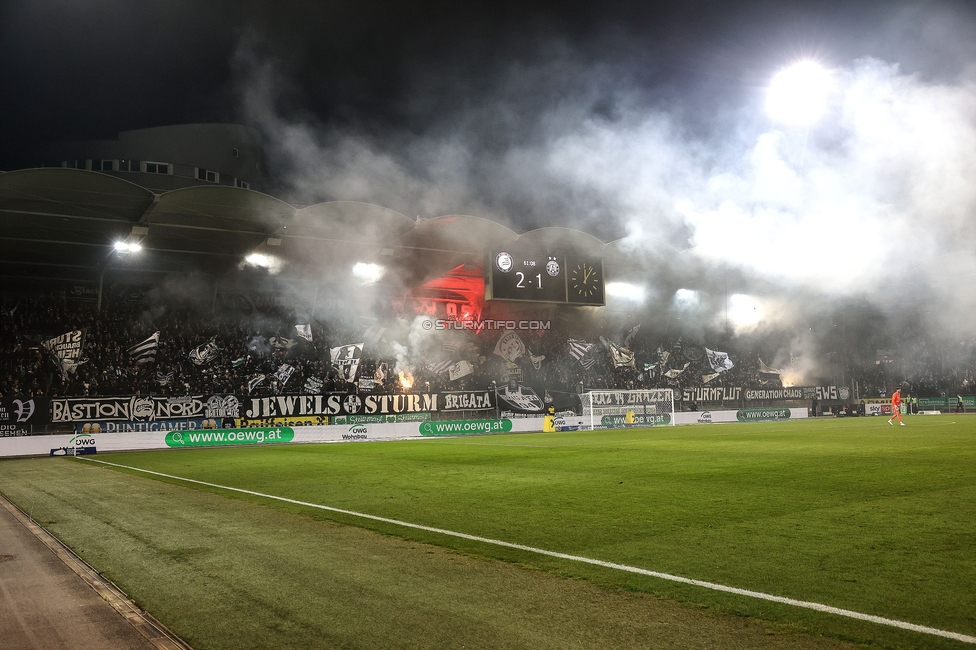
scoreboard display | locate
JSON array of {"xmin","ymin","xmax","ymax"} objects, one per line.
[{"xmin": 485, "ymin": 249, "xmax": 605, "ymax": 306}]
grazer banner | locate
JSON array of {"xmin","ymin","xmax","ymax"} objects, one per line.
[
  {"xmin": 50, "ymin": 395, "xmax": 244, "ymax": 423},
  {"xmin": 0, "ymin": 397, "xmax": 50, "ymax": 436}
]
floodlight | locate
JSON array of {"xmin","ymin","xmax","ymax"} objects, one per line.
[
  {"xmin": 606, "ymin": 282, "xmax": 646, "ymax": 303},
  {"xmin": 727, "ymin": 293, "xmax": 763, "ymax": 331},
  {"xmin": 353, "ymin": 262, "xmax": 385, "ymax": 284},
  {"xmin": 246, "ymin": 253, "xmax": 271, "ymax": 267},
  {"xmin": 766, "ymin": 60, "xmax": 833, "ymax": 125},
  {"xmin": 114, "ymin": 241, "xmax": 141, "ymax": 253},
  {"xmin": 674, "ymin": 289, "xmax": 699, "ymax": 306}
]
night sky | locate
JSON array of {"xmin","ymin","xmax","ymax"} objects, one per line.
[
  {"xmin": 5, "ymin": 1, "xmax": 975, "ymax": 169},
  {"xmin": 4, "ymin": 0, "xmax": 976, "ymax": 337}
]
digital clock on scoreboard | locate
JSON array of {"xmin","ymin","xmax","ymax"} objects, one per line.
[{"xmin": 485, "ymin": 250, "xmax": 604, "ymax": 305}]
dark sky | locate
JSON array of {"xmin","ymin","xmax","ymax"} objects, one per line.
[{"xmin": 4, "ymin": 0, "xmax": 974, "ymax": 171}]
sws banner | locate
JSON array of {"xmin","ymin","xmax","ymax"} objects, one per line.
[
  {"xmin": 0, "ymin": 397, "xmax": 50, "ymax": 436},
  {"xmin": 51, "ymin": 395, "xmax": 243, "ymax": 423}
]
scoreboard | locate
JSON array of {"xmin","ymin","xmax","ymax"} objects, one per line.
[{"xmin": 485, "ymin": 249, "xmax": 605, "ymax": 306}]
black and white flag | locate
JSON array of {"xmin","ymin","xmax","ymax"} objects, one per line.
[
  {"xmin": 274, "ymin": 363, "xmax": 295, "ymax": 386},
  {"xmin": 567, "ymin": 339, "xmax": 596, "ymax": 370},
  {"xmin": 294, "ymin": 324, "xmax": 313, "ymax": 342},
  {"xmin": 247, "ymin": 373, "xmax": 266, "ymax": 393},
  {"xmin": 156, "ymin": 370, "xmax": 175, "ymax": 386},
  {"xmin": 127, "ymin": 331, "xmax": 159, "ymax": 366},
  {"xmin": 758, "ymin": 358, "xmax": 781, "ymax": 375},
  {"xmin": 448, "ymin": 360, "xmax": 475, "ymax": 381},
  {"xmin": 189, "ymin": 335, "xmax": 220, "ymax": 366},
  {"xmin": 363, "ymin": 325, "xmax": 386, "ymax": 350},
  {"xmin": 603, "ymin": 338, "xmax": 635, "ymax": 368},
  {"xmin": 330, "ymin": 343, "xmax": 363, "ymax": 382},
  {"xmin": 663, "ymin": 362, "xmax": 691, "ymax": 379},
  {"xmin": 45, "ymin": 330, "xmax": 88, "ymax": 377},
  {"xmin": 705, "ymin": 347, "xmax": 735, "ymax": 373},
  {"xmin": 428, "ymin": 359, "xmax": 455, "ymax": 375},
  {"xmin": 302, "ymin": 376, "xmax": 323, "ymax": 394}
]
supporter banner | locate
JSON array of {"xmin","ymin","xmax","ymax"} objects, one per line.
[
  {"xmin": 50, "ymin": 395, "xmax": 243, "ymax": 423},
  {"xmin": 497, "ymin": 385, "xmax": 546, "ymax": 414},
  {"xmin": 743, "ymin": 387, "xmax": 815, "ymax": 401},
  {"xmin": 681, "ymin": 386, "xmax": 742, "ymax": 402},
  {"xmin": 687, "ymin": 386, "xmax": 851, "ymax": 403},
  {"xmin": 245, "ymin": 393, "xmax": 439, "ymax": 418},
  {"xmin": 73, "ymin": 418, "xmax": 221, "ymax": 434},
  {"xmin": 0, "ymin": 397, "xmax": 50, "ymax": 436},
  {"xmin": 235, "ymin": 415, "xmax": 331, "ymax": 428},
  {"xmin": 440, "ymin": 390, "xmax": 495, "ymax": 412},
  {"xmin": 813, "ymin": 385, "xmax": 851, "ymax": 401}
]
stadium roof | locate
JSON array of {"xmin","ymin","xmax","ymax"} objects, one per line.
[{"xmin": 0, "ymin": 167, "xmax": 609, "ymax": 292}]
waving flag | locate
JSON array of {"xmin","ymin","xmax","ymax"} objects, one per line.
[
  {"xmin": 705, "ymin": 347, "xmax": 734, "ymax": 373},
  {"xmin": 567, "ymin": 339, "xmax": 596, "ymax": 370},
  {"xmin": 127, "ymin": 331, "xmax": 159, "ymax": 366},
  {"xmin": 294, "ymin": 324, "xmax": 313, "ymax": 342},
  {"xmin": 188, "ymin": 335, "xmax": 220, "ymax": 366}
]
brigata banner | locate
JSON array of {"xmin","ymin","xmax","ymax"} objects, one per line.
[
  {"xmin": 164, "ymin": 427, "xmax": 294, "ymax": 448},
  {"xmin": 419, "ymin": 419, "xmax": 513, "ymax": 436},
  {"xmin": 51, "ymin": 395, "xmax": 243, "ymax": 423},
  {"xmin": 440, "ymin": 390, "xmax": 495, "ymax": 411}
]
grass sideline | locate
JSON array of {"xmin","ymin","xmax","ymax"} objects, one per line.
[{"xmin": 3, "ymin": 415, "xmax": 975, "ymax": 648}]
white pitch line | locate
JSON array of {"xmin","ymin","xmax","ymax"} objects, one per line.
[{"xmin": 81, "ymin": 457, "xmax": 975, "ymax": 645}]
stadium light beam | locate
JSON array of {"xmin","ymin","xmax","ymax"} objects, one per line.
[
  {"xmin": 766, "ymin": 60, "xmax": 833, "ymax": 126},
  {"xmin": 606, "ymin": 282, "xmax": 647, "ymax": 304},
  {"xmin": 113, "ymin": 241, "xmax": 141, "ymax": 253},
  {"xmin": 353, "ymin": 262, "xmax": 385, "ymax": 284}
]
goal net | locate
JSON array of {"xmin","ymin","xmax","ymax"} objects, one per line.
[{"xmin": 579, "ymin": 389, "xmax": 675, "ymax": 430}]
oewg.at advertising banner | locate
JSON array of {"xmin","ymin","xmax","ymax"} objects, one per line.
[{"xmin": 0, "ymin": 418, "xmax": 548, "ymax": 457}]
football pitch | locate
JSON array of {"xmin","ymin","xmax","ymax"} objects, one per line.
[{"xmin": 2, "ymin": 415, "xmax": 975, "ymax": 649}]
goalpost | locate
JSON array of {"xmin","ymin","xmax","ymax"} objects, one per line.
[{"xmin": 579, "ymin": 389, "xmax": 675, "ymax": 430}]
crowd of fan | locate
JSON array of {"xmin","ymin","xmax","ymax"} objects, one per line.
[{"xmin": 1, "ymin": 295, "xmax": 973, "ymax": 401}]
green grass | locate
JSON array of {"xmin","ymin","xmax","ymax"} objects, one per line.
[{"xmin": 2, "ymin": 415, "xmax": 975, "ymax": 648}]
